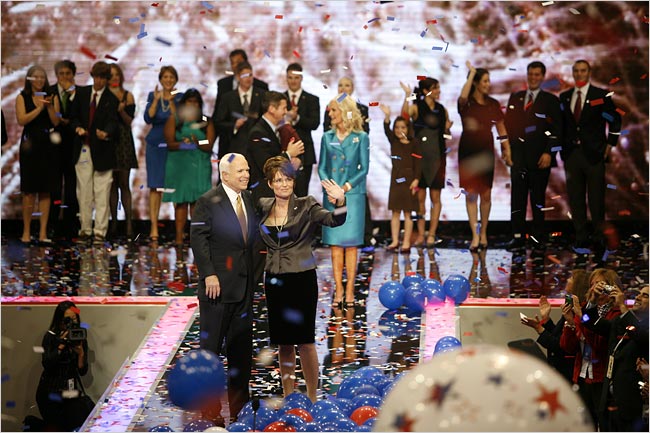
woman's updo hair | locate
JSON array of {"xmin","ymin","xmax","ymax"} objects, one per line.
[{"xmin": 264, "ymin": 155, "xmax": 296, "ymax": 182}]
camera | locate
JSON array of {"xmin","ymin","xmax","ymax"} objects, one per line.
[
  {"xmin": 565, "ymin": 294, "xmax": 573, "ymax": 306},
  {"xmin": 63, "ymin": 317, "xmax": 87, "ymax": 342},
  {"xmin": 602, "ymin": 285, "xmax": 616, "ymax": 295}
]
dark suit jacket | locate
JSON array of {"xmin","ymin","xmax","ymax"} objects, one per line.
[
  {"xmin": 247, "ymin": 117, "xmax": 290, "ymax": 202},
  {"xmin": 559, "ymin": 84, "xmax": 621, "ymax": 164},
  {"xmin": 284, "ymin": 90, "xmax": 320, "ymax": 166},
  {"xmin": 50, "ymin": 84, "xmax": 76, "ymax": 150},
  {"xmin": 215, "ymin": 75, "xmax": 268, "ymax": 109},
  {"xmin": 536, "ymin": 316, "xmax": 575, "ymax": 383},
  {"xmin": 504, "ymin": 89, "xmax": 562, "ymax": 170},
  {"xmin": 258, "ymin": 194, "xmax": 346, "ymax": 274},
  {"xmin": 69, "ymin": 85, "xmax": 119, "ymax": 172},
  {"xmin": 324, "ymin": 102, "xmax": 370, "ymax": 133},
  {"xmin": 190, "ymin": 184, "xmax": 258, "ymax": 304},
  {"xmin": 214, "ymin": 87, "xmax": 265, "ymax": 157}
]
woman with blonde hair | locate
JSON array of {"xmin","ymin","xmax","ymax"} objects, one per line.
[{"xmin": 318, "ymin": 95, "xmax": 369, "ymax": 307}]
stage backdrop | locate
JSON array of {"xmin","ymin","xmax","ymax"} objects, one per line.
[{"xmin": 1, "ymin": 1, "xmax": 648, "ymax": 221}]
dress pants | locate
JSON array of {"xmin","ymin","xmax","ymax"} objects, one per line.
[
  {"xmin": 563, "ymin": 149, "xmax": 606, "ymax": 243},
  {"xmin": 51, "ymin": 139, "xmax": 79, "ymax": 237},
  {"xmin": 75, "ymin": 144, "xmax": 112, "ymax": 238},
  {"xmin": 199, "ymin": 290, "xmax": 253, "ymax": 419},
  {"xmin": 510, "ymin": 165, "xmax": 551, "ymax": 239}
]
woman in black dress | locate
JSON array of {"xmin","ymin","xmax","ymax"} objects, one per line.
[
  {"xmin": 401, "ymin": 78, "xmax": 452, "ymax": 248},
  {"xmin": 15, "ymin": 65, "xmax": 61, "ymax": 244},
  {"xmin": 458, "ymin": 61, "xmax": 512, "ymax": 251},
  {"xmin": 108, "ymin": 63, "xmax": 138, "ymax": 239},
  {"xmin": 258, "ymin": 156, "xmax": 346, "ymax": 402},
  {"xmin": 380, "ymin": 104, "xmax": 422, "ymax": 252}
]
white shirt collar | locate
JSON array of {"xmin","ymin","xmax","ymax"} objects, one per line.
[
  {"xmin": 92, "ymin": 86, "xmax": 106, "ymax": 104},
  {"xmin": 288, "ymin": 88, "xmax": 302, "ymax": 102},
  {"xmin": 222, "ymin": 182, "xmax": 243, "ymax": 207},
  {"xmin": 262, "ymin": 114, "xmax": 278, "ymax": 133},
  {"xmin": 238, "ymin": 86, "xmax": 252, "ymax": 102},
  {"xmin": 574, "ymin": 82, "xmax": 590, "ymax": 95}
]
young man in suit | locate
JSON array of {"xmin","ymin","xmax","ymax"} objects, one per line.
[
  {"xmin": 560, "ymin": 60, "xmax": 621, "ymax": 252},
  {"xmin": 504, "ymin": 61, "xmax": 562, "ymax": 251},
  {"xmin": 69, "ymin": 61, "xmax": 119, "ymax": 245},
  {"xmin": 214, "ymin": 62, "xmax": 265, "ymax": 158},
  {"xmin": 247, "ymin": 91, "xmax": 304, "ymax": 203},
  {"xmin": 190, "ymin": 153, "xmax": 258, "ymax": 425},
  {"xmin": 215, "ymin": 49, "xmax": 268, "ymax": 107},
  {"xmin": 50, "ymin": 59, "xmax": 80, "ymax": 240},
  {"xmin": 284, "ymin": 63, "xmax": 320, "ymax": 197}
]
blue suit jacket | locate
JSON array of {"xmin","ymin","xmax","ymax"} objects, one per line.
[{"xmin": 317, "ymin": 129, "xmax": 370, "ymax": 195}]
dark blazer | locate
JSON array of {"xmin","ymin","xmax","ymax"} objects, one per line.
[
  {"xmin": 214, "ymin": 87, "xmax": 265, "ymax": 158},
  {"xmin": 216, "ymin": 75, "xmax": 268, "ymax": 109},
  {"xmin": 284, "ymin": 90, "xmax": 320, "ymax": 166},
  {"xmin": 69, "ymin": 85, "xmax": 119, "ymax": 171},
  {"xmin": 536, "ymin": 316, "xmax": 575, "ymax": 383},
  {"xmin": 559, "ymin": 84, "xmax": 621, "ymax": 164},
  {"xmin": 504, "ymin": 89, "xmax": 562, "ymax": 170},
  {"xmin": 190, "ymin": 184, "xmax": 258, "ymax": 304},
  {"xmin": 247, "ymin": 117, "xmax": 290, "ymax": 202},
  {"xmin": 324, "ymin": 101, "xmax": 370, "ymax": 133},
  {"xmin": 258, "ymin": 195, "xmax": 346, "ymax": 274}
]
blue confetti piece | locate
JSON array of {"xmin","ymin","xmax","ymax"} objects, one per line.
[
  {"xmin": 227, "ymin": 153, "xmax": 236, "ymax": 162},
  {"xmin": 337, "ymin": 92, "xmax": 348, "ymax": 103},
  {"xmin": 200, "ymin": 81, "xmax": 209, "ymax": 88},
  {"xmin": 190, "ymin": 221, "xmax": 206, "ymax": 226},
  {"xmin": 129, "ymin": 17, "xmax": 140, "ymax": 23},
  {"xmin": 476, "ymin": 222, "xmax": 481, "ymax": 235},
  {"xmin": 602, "ymin": 249, "xmax": 610, "ymax": 262},
  {"xmin": 445, "ymin": 147, "xmax": 451, "ymax": 154},
  {"xmin": 261, "ymin": 137, "xmax": 271, "ymax": 142},
  {"xmin": 387, "ymin": 16, "xmax": 395, "ymax": 21},
  {"xmin": 201, "ymin": 1, "xmax": 214, "ymax": 9},
  {"xmin": 158, "ymin": 143, "xmax": 167, "ymax": 148},
  {"xmin": 80, "ymin": 322, "xmax": 90, "ymax": 329},
  {"xmin": 1, "ymin": 374, "xmax": 9, "ymax": 383},
  {"xmin": 470, "ymin": 38, "xmax": 478, "ymax": 43},
  {"xmin": 495, "ymin": 311, "xmax": 508, "ymax": 317},
  {"xmin": 446, "ymin": 179, "xmax": 454, "ymax": 187},
  {"xmin": 420, "ymin": 29, "xmax": 427, "ymax": 37},
  {"xmin": 283, "ymin": 308, "xmax": 304, "ymax": 324},
  {"xmin": 277, "ymin": 231, "xmax": 289, "ymax": 239},
  {"xmin": 550, "ymin": 146, "xmax": 562, "ymax": 152},
  {"xmin": 179, "ymin": 142, "xmax": 198, "ymax": 150},
  {"xmin": 34, "ymin": 91, "xmax": 47, "ymax": 96},
  {"xmin": 392, "ymin": 28, "xmax": 400, "ymax": 31},
  {"xmin": 581, "ymin": 313, "xmax": 590, "ymax": 323},
  {"xmin": 536, "ymin": 204, "xmax": 543, "ymax": 208},
  {"xmin": 602, "ymin": 112, "xmax": 614, "ymax": 122},
  {"xmin": 48, "ymin": 393, "xmax": 63, "ymax": 402},
  {"xmin": 540, "ymin": 78, "xmax": 560, "ymax": 90},
  {"xmin": 451, "ymin": 64, "xmax": 459, "ymax": 68},
  {"xmin": 606, "ymin": 184, "xmax": 617, "ymax": 190},
  {"xmin": 508, "ymin": 67, "xmax": 516, "ymax": 71},
  {"xmin": 200, "ymin": 331, "xmax": 209, "ymax": 340},
  {"xmin": 620, "ymin": 129, "xmax": 629, "ymax": 135},
  {"xmin": 390, "ymin": 155, "xmax": 402, "ymax": 160},
  {"xmin": 367, "ymin": 17, "xmax": 380, "ymax": 23},
  {"xmin": 261, "ymin": 225, "xmax": 270, "ymax": 234},
  {"xmin": 139, "ymin": 185, "xmax": 144, "ymax": 190},
  {"xmin": 432, "ymin": 46, "xmax": 443, "ymax": 51},
  {"xmin": 395, "ymin": 177, "xmax": 406, "ymax": 183},
  {"xmin": 534, "ymin": 113, "xmax": 546, "ymax": 119},
  {"xmin": 137, "ymin": 32, "xmax": 148, "ymax": 39},
  {"xmin": 264, "ymin": 49, "xmax": 271, "ymax": 58},
  {"xmin": 140, "ymin": 12, "xmax": 146, "ymax": 18},
  {"xmin": 154, "ymin": 36, "xmax": 172, "ymax": 46},
  {"xmin": 6, "ymin": 401, "xmax": 15, "ymax": 408},
  {"xmin": 249, "ymin": 181, "xmax": 260, "ymax": 189},
  {"xmin": 330, "ymin": 141, "xmax": 341, "ymax": 146},
  {"xmin": 525, "ymin": 125, "xmax": 536, "ymax": 134},
  {"xmin": 573, "ymin": 247, "xmax": 591, "ymax": 254},
  {"xmin": 559, "ymin": 102, "xmax": 565, "ymax": 111}
]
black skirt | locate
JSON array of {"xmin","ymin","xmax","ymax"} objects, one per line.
[{"xmin": 264, "ymin": 269, "xmax": 317, "ymax": 345}]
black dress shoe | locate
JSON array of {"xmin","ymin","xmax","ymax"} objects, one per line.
[{"xmin": 504, "ymin": 238, "xmax": 525, "ymax": 251}]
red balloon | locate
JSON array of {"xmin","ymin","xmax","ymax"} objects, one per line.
[
  {"xmin": 263, "ymin": 421, "xmax": 296, "ymax": 432},
  {"xmin": 350, "ymin": 405, "xmax": 379, "ymax": 426},
  {"xmin": 285, "ymin": 408, "xmax": 313, "ymax": 422}
]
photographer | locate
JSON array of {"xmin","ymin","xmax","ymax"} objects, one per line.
[{"xmin": 35, "ymin": 301, "xmax": 94, "ymax": 431}]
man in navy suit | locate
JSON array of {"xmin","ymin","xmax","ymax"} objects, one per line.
[
  {"xmin": 69, "ymin": 61, "xmax": 119, "ymax": 245},
  {"xmin": 214, "ymin": 62, "xmax": 265, "ymax": 158},
  {"xmin": 191, "ymin": 153, "xmax": 258, "ymax": 425},
  {"xmin": 504, "ymin": 61, "xmax": 562, "ymax": 250},
  {"xmin": 559, "ymin": 60, "xmax": 621, "ymax": 251},
  {"xmin": 284, "ymin": 63, "xmax": 320, "ymax": 197}
]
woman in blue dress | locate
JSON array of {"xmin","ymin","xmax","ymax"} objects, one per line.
[
  {"xmin": 318, "ymin": 95, "xmax": 370, "ymax": 307},
  {"xmin": 144, "ymin": 65, "xmax": 183, "ymax": 242}
]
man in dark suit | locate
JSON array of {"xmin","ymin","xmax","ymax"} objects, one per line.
[
  {"xmin": 69, "ymin": 61, "xmax": 119, "ymax": 245},
  {"xmin": 247, "ymin": 91, "xmax": 304, "ymax": 203},
  {"xmin": 559, "ymin": 60, "xmax": 621, "ymax": 251},
  {"xmin": 214, "ymin": 62, "xmax": 265, "ymax": 158},
  {"xmin": 190, "ymin": 153, "xmax": 258, "ymax": 425},
  {"xmin": 284, "ymin": 63, "xmax": 320, "ymax": 197},
  {"xmin": 504, "ymin": 61, "xmax": 562, "ymax": 251},
  {"xmin": 49, "ymin": 59, "xmax": 80, "ymax": 240}
]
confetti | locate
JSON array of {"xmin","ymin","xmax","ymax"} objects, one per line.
[
  {"xmin": 80, "ymin": 45, "xmax": 97, "ymax": 59},
  {"xmin": 275, "ymin": 14, "xmax": 283, "ymax": 19},
  {"xmin": 542, "ymin": 0, "xmax": 554, "ymax": 5},
  {"xmin": 154, "ymin": 36, "xmax": 172, "ymax": 46},
  {"xmin": 292, "ymin": 50, "xmax": 301, "ymax": 58},
  {"xmin": 589, "ymin": 98, "xmax": 604, "ymax": 106},
  {"xmin": 606, "ymin": 184, "xmax": 617, "ymax": 190},
  {"xmin": 569, "ymin": 8, "xmax": 580, "ymax": 14}
]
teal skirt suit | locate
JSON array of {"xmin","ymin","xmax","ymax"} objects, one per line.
[{"xmin": 317, "ymin": 129, "xmax": 370, "ymax": 247}]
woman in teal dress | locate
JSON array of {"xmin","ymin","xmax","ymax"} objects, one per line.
[
  {"xmin": 163, "ymin": 88, "xmax": 215, "ymax": 246},
  {"xmin": 318, "ymin": 94, "xmax": 370, "ymax": 307}
]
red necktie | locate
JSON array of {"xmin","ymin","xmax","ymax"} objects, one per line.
[
  {"xmin": 291, "ymin": 94, "xmax": 297, "ymax": 108},
  {"xmin": 573, "ymin": 90, "xmax": 582, "ymax": 122}
]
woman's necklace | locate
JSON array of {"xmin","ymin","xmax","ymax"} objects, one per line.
[
  {"xmin": 273, "ymin": 204, "xmax": 288, "ymax": 233},
  {"xmin": 160, "ymin": 94, "xmax": 171, "ymax": 113}
]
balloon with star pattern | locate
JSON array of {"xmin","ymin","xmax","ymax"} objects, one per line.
[{"xmin": 373, "ymin": 345, "xmax": 592, "ymax": 431}]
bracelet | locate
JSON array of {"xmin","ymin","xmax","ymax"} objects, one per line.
[{"xmin": 497, "ymin": 135, "xmax": 508, "ymax": 140}]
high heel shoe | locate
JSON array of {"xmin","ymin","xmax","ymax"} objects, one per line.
[{"xmin": 479, "ymin": 242, "xmax": 488, "ymax": 251}]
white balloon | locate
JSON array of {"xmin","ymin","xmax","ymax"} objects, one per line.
[
  {"xmin": 203, "ymin": 427, "xmax": 227, "ymax": 432},
  {"xmin": 374, "ymin": 345, "xmax": 592, "ymax": 432}
]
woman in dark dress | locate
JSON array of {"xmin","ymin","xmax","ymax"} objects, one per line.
[
  {"xmin": 380, "ymin": 104, "xmax": 422, "ymax": 252},
  {"xmin": 259, "ymin": 156, "xmax": 346, "ymax": 402},
  {"xmin": 108, "ymin": 63, "xmax": 138, "ymax": 239},
  {"xmin": 401, "ymin": 78, "xmax": 452, "ymax": 248},
  {"xmin": 15, "ymin": 65, "xmax": 61, "ymax": 244},
  {"xmin": 36, "ymin": 301, "xmax": 93, "ymax": 431},
  {"xmin": 458, "ymin": 61, "xmax": 512, "ymax": 251}
]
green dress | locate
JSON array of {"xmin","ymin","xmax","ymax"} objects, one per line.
[{"xmin": 163, "ymin": 120, "xmax": 212, "ymax": 203}]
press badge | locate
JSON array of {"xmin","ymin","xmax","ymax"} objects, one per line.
[
  {"xmin": 68, "ymin": 378, "xmax": 75, "ymax": 391},
  {"xmin": 606, "ymin": 355, "xmax": 614, "ymax": 379}
]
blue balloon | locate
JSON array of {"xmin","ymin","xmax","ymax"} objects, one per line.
[
  {"xmin": 332, "ymin": 397, "xmax": 354, "ymax": 417},
  {"xmin": 356, "ymin": 425, "xmax": 372, "ymax": 432},
  {"xmin": 310, "ymin": 399, "xmax": 340, "ymax": 418},
  {"xmin": 363, "ymin": 417, "xmax": 376, "ymax": 427},
  {"xmin": 314, "ymin": 407, "xmax": 346, "ymax": 423},
  {"xmin": 226, "ymin": 422, "xmax": 250, "ymax": 432},
  {"xmin": 336, "ymin": 376, "xmax": 371, "ymax": 400},
  {"xmin": 422, "ymin": 279, "xmax": 445, "ymax": 305},
  {"xmin": 238, "ymin": 399, "xmax": 268, "ymax": 419},
  {"xmin": 279, "ymin": 413, "xmax": 307, "ymax": 429},
  {"xmin": 183, "ymin": 419, "xmax": 214, "ymax": 432},
  {"xmin": 303, "ymin": 423, "xmax": 320, "ymax": 432},
  {"xmin": 378, "ymin": 281, "xmax": 406, "ymax": 310},
  {"xmin": 318, "ymin": 422, "xmax": 342, "ymax": 432},
  {"xmin": 348, "ymin": 366, "xmax": 385, "ymax": 383},
  {"xmin": 351, "ymin": 394, "xmax": 382, "ymax": 409},
  {"xmin": 434, "ymin": 336, "xmax": 462, "ymax": 354},
  {"xmin": 377, "ymin": 310, "xmax": 408, "ymax": 338},
  {"xmin": 327, "ymin": 418, "xmax": 357, "ymax": 432},
  {"xmin": 350, "ymin": 384, "xmax": 379, "ymax": 398},
  {"xmin": 373, "ymin": 377, "xmax": 391, "ymax": 394},
  {"xmin": 443, "ymin": 274, "xmax": 470, "ymax": 304},
  {"xmin": 168, "ymin": 350, "xmax": 226, "ymax": 411},
  {"xmin": 280, "ymin": 397, "xmax": 311, "ymax": 412},
  {"xmin": 404, "ymin": 282, "xmax": 426, "ymax": 313},
  {"xmin": 248, "ymin": 406, "xmax": 277, "ymax": 431},
  {"xmin": 401, "ymin": 274, "xmax": 425, "ymax": 288},
  {"xmin": 149, "ymin": 425, "xmax": 174, "ymax": 432},
  {"xmin": 284, "ymin": 392, "xmax": 313, "ymax": 409}
]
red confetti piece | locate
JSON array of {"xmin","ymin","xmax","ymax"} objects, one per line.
[
  {"xmin": 298, "ymin": 26, "xmax": 303, "ymax": 33},
  {"xmin": 324, "ymin": 14, "xmax": 330, "ymax": 20},
  {"xmin": 53, "ymin": 200, "xmax": 62, "ymax": 205},
  {"xmin": 186, "ymin": 303, "xmax": 198, "ymax": 309},
  {"xmin": 363, "ymin": 25, "xmax": 368, "ymax": 30},
  {"xmin": 524, "ymin": 100, "xmax": 533, "ymax": 111},
  {"xmin": 609, "ymin": 77, "xmax": 620, "ymax": 85},
  {"xmin": 416, "ymin": 75, "xmax": 427, "ymax": 80},
  {"xmin": 226, "ymin": 256, "xmax": 233, "ymax": 270},
  {"xmin": 368, "ymin": 101, "xmax": 379, "ymax": 107},
  {"xmin": 497, "ymin": 267, "xmax": 508, "ymax": 274},
  {"xmin": 618, "ymin": 209, "xmax": 631, "ymax": 216},
  {"xmin": 151, "ymin": 2, "xmax": 159, "ymax": 6},
  {"xmin": 70, "ymin": 306, "xmax": 81, "ymax": 314},
  {"xmin": 589, "ymin": 98, "xmax": 604, "ymax": 106},
  {"xmin": 80, "ymin": 45, "xmax": 97, "ymax": 60},
  {"xmin": 463, "ymin": 331, "xmax": 473, "ymax": 336},
  {"xmin": 547, "ymin": 255, "xmax": 561, "ymax": 265},
  {"xmin": 550, "ymin": 231, "xmax": 562, "ymax": 237},
  {"xmin": 104, "ymin": 54, "xmax": 118, "ymax": 61},
  {"xmin": 616, "ymin": 108, "xmax": 626, "ymax": 116},
  {"xmin": 410, "ymin": 153, "xmax": 423, "ymax": 159},
  {"xmin": 426, "ymin": 19, "xmax": 437, "ymax": 24},
  {"xmin": 641, "ymin": 73, "xmax": 648, "ymax": 80},
  {"xmin": 275, "ymin": 14, "xmax": 283, "ymax": 19},
  {"xmin": 159, "ymin": 57, "xmax": 162, "ymax": 62}
]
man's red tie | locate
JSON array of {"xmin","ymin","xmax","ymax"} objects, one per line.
[
  {"xmin": 87, "ymin": 92, "xmax": 97, "ymax": 144},
  {"xmin": 573, "ymin": 90, "xmax": 582, "ymax": 122},
  {"xmin": 291, "ymin": 94, "xmax": 297, "ymax": 108}
]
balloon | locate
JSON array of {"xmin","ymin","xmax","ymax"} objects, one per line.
[
  {"xmin": 302, "ymin": 423, "xmax": 320, "ymax": 432},
  {"xmin": 422, "ymin": 279, "xmax": 445, "ymax": 305},
  {"xmin": 333, "ymin": 397, "xmax": 354, "ymax": 417},
  {"xmin": 337, "ymin": 377, "xmax": 373, "ymax": 400},
  {"xmin": 310, "ymin": 399, "xmax": 340, "ymax": 418},
  {"xmin": 323, "ymin": 418, "xmax": 357, "ymax": 432},
  {"xmin": 314, "ymin": 407, "xmax": 346, "ymax": 423},
  {"xmin": 204, "ymin": 428, "xmax": 228, "ymax": 432},
  {"xmin": 183, "ymin": 420, "xmax": 214, "ymax": 432},
  {"xmin": 264, "ymin": 421, "xmax": 296, "ymax": 432},
  {"xmin": 349, "ymin": 366, "xmax": 385, "ymax": 384},
  {"xmin": 168, "ymin": 350, "xmax": 226, "ymax": 411},
  {"xmin": 284, "ymin": 392, "xmax": 313, "ymax": 409},
  {"xmin": 351, "ymin": 384, "xmax": 380, "ymax": 398},
  {"xmin": 403, "ymin": 282, "xmax": 426, "ymax": 313},
  {"xmin": 374, "ymin": 345, "xmax": 593, "ymax": 431},
  {"xmin": 149, "ymin": 425, "xmax": 174, "ymax": 432},
  {"xmin": 281, "ymin": 397, "xmax": 311, "ymax": 412},
  {"xmin": 249, "ymin": 407, "xmax": 278, "ymax": 430},
  {"xmin": 286, "ymin": 408, "xmax": 313, "ymax": 422},
  {"xmin": 226, "ymin": 422, "xmax": 250, "ymax": 432},
  {"xmin": 351, "ymin": 394, "xmax": 382, "ymax": 410},
  {"xmin": 238, "ymin": 399, "xmax": 268, "ymax": 419},
  {"xmin": 378, "ymin": 281, "xmax": 406, "ymax": 310},
  {"xmin": 442, "ymin": 274, "xmax": 470, "ymax": 305},
  {"xmin": 350, "ymin": 406, "xmax": 379, "ymax": 426},
  {"xmin": 401, "ymin": 274, "xmax": 425, "ymax": 288},
  {"xmin": 318, "ymin": 423, "xmax": 342, "ymax": 432},
  {"xmin": 433, "ymin": 336, "xmax": 462, "ymax": 355},
  {"xmin": 355, "ymin": 425, "xmax": 372, "ymax": 432},
  {"xmin": 378, "ymin": 310, "xmax": 409, "ymax": 338}
]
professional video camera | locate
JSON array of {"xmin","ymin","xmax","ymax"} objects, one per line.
[{"xmin": 62, "ymin": 317, "xmax": 87, "ymax": 342}]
